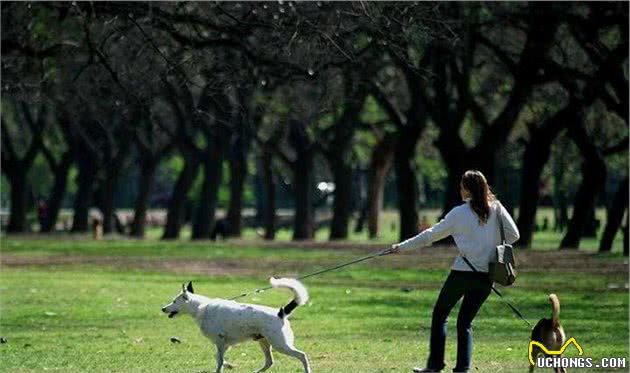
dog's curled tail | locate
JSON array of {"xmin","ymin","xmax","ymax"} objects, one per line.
[
  {"xmin": 549, "ymin": 293, "xmax": 560, "ymax": 328},
  {"xmin": 271, "ymin": 277, "xmax": 309, "ymax": 318}
]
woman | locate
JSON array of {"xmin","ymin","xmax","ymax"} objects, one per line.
[{"xmin": 389, "ymin": 170, "xmax": 520, "ymax": 373}]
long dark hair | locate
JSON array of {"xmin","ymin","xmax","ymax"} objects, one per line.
[{"xmin": 461, "ymin": 170, "xmax": 496, "ymax": 225}]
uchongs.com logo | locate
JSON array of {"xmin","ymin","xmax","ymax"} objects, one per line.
[{"xmin": 528, "ymin": 337, "xmax": 627, "ymax": 370}]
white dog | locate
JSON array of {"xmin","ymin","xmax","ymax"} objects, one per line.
[{"xmin": 162, "ymin": 278, "xmax": 311, "ymax": 373}]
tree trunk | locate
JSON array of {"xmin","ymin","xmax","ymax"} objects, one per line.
[
  {"xmin": 292, "ymin": 151, "xmax": 314, "ymax": 240},
  {"xmin": 367, "ymin": 135, "xmax": 395, "ymax": 239},
  {"xmin": 254, "ymin": 171, "xmax": 264, "ymax": 227},
  {"xmin": 100, "ymin": 141, "xmax": 130, "ymax": 234},
  {"xmin": 516, "ymin": 105, "xmax": 575, "ymax": 247},
  {"xmin": 353, "ymin": 169, "xmax": 367, "ymax": 233},
  {"xmin": 599, "ymin": 177, "xmax": 629, "ymax": 252},
  {"xmin": 260, "ymin": 151, "xmax": 276, "ymax": 240},
  {"xmin": 71, "ymin": 157, "xmax": 97, "ymax": 233},
  {"xmin": 516, "ymin": 140, "xmax": 550, "ymax": 247},
  {"xmin": 435, "ymin": 133, "xmax": 468, "ymax": 217},
  {"xmin": 6, "ymin": 171, "xmax": 28, "ymax": 233},
  {"xmin": 98, "ymin": 176, "xmax": 117, "ymax": 234},
  {"xmin": 130, "ymin": 157, "xmax": 157, "ymax": 238},
  {"xmin": 287, "ymin": 119, "xmax": 315, "ymax": 241},
  {"xmin": 561, "ymin": 162, "xmax": 606, "ymax": 249},
  {"xmin": 191, "ymin": 148, "xmax": 223, "ymax": 240},
  {"xmin": 441, "ymin": 160, "xmax": 467, "ymax": 217},
  {"xmin": 469, "ymin": 147, "xmax": 498, "ymax": 186},
  {"xmin": 41, "ymin": 151, "xmax": 73, "ymax": 233},
  {"xmin": 552, "ymin": 142, "xmax": 569, "ymax": 232},
  {"xmin": 395, "ymin": 153, "xmax": 418, "ymax": 241},
  {"xmin": 436, "ymin": 134, "xmax": 506, "ymax": 219},
  {"xmin": 162, "ymin": 153, "xmax": 200, "ymax": 239},
  {"xmin": 555, "ymin": 195, "xmax": 569, "ymax": 232},
  {"xmin": 329, "ymin": 162, "xmax": 353, "ymax": 240},
  {"xmin": 226, "ymin": 143, "xmax": 247, "ymax": 237},
  {"xmin": 354, "ymin": 202, "xmax": 367, "ymax": 234},
  {"xmin": 3, "ymin": 103, "xmax": 45, "ymax": 233},
  {"xmin": 394, "ymin": 128, "xmax": 423, "ymax": 241},
  {"xmin": 582, "ymin": 205, "xmax": 598, "ymax": 237},
  {"xmin": 623, "ymin": 213, "xmax": 629, "ymax": 257},
  {"xmin": 561, "ymin": 123, "xmax": 607, "ymax": 249}
]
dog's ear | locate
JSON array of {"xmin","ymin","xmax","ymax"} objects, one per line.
[
  {"xmin": 186, "ymin": 281, "xmax": 194, "ymax": 294},
  {"xmin": 180, "ymin": 282, "xmax": 190, "ymax": 301}
]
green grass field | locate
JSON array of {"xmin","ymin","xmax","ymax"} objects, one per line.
[{"xmin": 1, "ymin": 237, "xmax": 628, "ymax": 372}]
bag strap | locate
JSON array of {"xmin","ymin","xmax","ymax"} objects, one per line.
[
  {"xmin": 497, "ymin": 203, "xmax": 506, "ymax": 244},
  {"xmin": 460, "ymin": 255, "xmax": 531, "ymax": 326},
  {"xmin": 461, "ymin": 255, "xmax": 478, "ymax": 272}
]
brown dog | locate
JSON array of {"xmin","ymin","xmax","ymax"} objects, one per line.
[{"xmin": 529, "ymin": 294, "xmax": 567, "ymax": 373}]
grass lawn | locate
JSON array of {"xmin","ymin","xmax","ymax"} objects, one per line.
[{"xmin": 1, "ymin": 237, "xmax": 628, "ymax": 372}]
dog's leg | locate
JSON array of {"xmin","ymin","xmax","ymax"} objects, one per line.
[
  {"xmin": 276, "ymin": 346, "xmax": 310, "ymax": 373},
  {"xmin": 267, "ymin": 327, "xmax": 311, "ymax": 373},
  {"xmin": 554, "ymin": 355, "xmax": 566, "ymax": 373},
  {"xmin": 214, "ymin": 343, "xmax": 227, "ymax": 373},
  {"xmin": 254, "ymin": 339, "xmax": 274, "ymax": 373},
  {"xmin": 271, "ymin": 339, "xmax": 310, "ymax": 373},
  {"xmin": 529, "ymin": 346, "xmax": 541, "ymax": 373}
]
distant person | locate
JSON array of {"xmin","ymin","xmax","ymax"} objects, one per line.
[
  {"xmin": 419, "ymin": 215, "xmax": 431, "ymax": 232},
  {"xmin": 388, "ymin": 170, "xmax": 520, "ymax": 373},
  {"xmin": 37, "ymin": 198, "xmax": 48, "ymax": 230},
  {"xmin": 542, "ymin": 216, "xmax": 549, "ymax": 231},
  {"xmin": 92, "ymin": 217, "xmax": 103, "ymax": 240}
]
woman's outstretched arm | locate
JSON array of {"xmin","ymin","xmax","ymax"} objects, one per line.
[{"xmin": 392, "ymin": 209, "xmax": 458, "ymax": 251}]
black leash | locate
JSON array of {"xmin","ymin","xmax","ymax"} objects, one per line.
[
  {"xmin": 229, "ymin": 247, "xmax": 393, "ymax": 301},
  {"xmin": 461, "ymin": 256, "xmax": 531, "ymax": 327}
]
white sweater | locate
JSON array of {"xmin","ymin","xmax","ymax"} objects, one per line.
[{"xmin": 395, "ymin": 200, "xmax": 520, "ymax": 272}]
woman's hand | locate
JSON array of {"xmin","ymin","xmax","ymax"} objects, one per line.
[{"xmin": 383, "ymin": 244, "xmax": 401, "ymax": 255}]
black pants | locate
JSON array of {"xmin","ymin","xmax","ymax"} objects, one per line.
[{"xmin": 426, "ymin": 270, "xmax": 492, "ymax": 372}]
